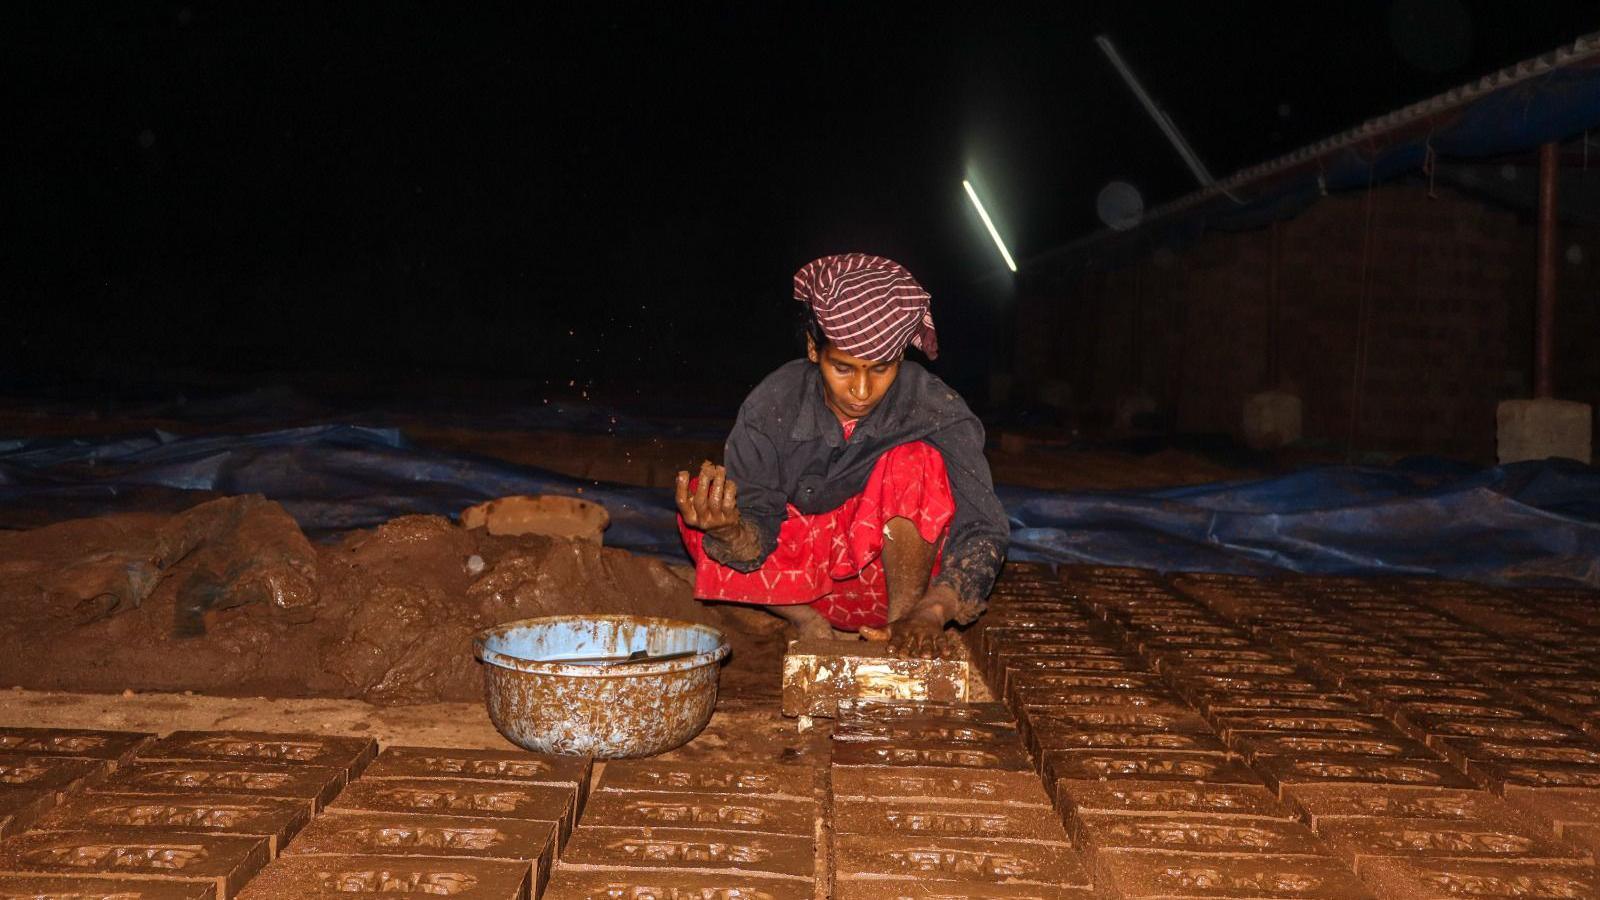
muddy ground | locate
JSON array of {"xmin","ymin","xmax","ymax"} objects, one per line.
[{"xmin": 0, "ymin": 495, "xmax": 787, "ymax": 705}]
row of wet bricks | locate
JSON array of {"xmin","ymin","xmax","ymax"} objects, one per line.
[{"xmin": 3, "ymin": 561, "xmax": 1600, "ymax": 896}]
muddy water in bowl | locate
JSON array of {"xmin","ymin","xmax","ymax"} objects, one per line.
[{"xmin": 474, "ymin": 615, "xmax": 729, "ymax": 758}]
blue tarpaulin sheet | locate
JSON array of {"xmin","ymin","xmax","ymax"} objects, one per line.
[{"xmin": 2, "ymin": 426, "xmax": 1597, "ymax": 589}]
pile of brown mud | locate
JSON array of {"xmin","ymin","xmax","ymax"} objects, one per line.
[{"xmin": 0, "ymin": 495, "xmax": 783, "ymax": 704}]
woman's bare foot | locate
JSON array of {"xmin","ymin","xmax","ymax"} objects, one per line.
[
  {"xmin": 769, "ymin": 602, "xmax": 836, "ymax": 642},
  {"xmin": 861, "ymin": 585, "xmax": 957, "ymax": 658}
]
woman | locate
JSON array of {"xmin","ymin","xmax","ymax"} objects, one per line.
[{"xmin": 675, "ymin": 253, "xmax": 1008, "ymax": 657}]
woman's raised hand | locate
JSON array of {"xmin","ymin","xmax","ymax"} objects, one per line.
[{"xmin": 675, "ymin": 460, "xmax": 742, "ymax": 536}]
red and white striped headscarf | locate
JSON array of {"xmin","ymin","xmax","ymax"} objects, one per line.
[{"xmin": 793, "ymin": 253, "xmax": 938, "ymax": 362}]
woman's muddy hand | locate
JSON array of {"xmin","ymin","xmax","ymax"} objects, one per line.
[{"xmin": 675, "ymin": 461, "xmax": 742, "ymax": 536}]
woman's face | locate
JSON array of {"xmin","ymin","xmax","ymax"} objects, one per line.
[{"xmin": 807, "ymin": 335, "xmax": 902, "ymax": 423}]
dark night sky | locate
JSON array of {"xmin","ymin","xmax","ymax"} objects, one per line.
[{"xmin": 5, "ymin": 2, "xmax": 1597, "ymax": 402}]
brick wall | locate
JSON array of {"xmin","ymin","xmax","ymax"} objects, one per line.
[{"xmin": 1017, "ymin": 183, "xmax": 1599, "ymax": 460}]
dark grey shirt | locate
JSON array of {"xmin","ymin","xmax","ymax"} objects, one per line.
[{"xmin": 703, "ymin": 358, "xmax": 1007, "ymax": 623}]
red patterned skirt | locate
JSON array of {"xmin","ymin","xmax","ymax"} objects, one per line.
[{"xmin": 678, "ymin": 441, "xmax": 956, "ymax": 630}]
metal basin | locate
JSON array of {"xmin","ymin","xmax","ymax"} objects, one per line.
[{"xmin": 474, "ymin": 615, "xmax": 729, "ymax": 759}]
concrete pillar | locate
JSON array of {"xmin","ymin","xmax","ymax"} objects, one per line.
[
  {"xmin": 1496, "ymin": 399, "xmax": 1593, "ymax": 465},
  {"xmin": 1495, "ymin": 143, "xmax": 1593, "ymax": 465},
  {"xmin": 1243, "ymin": 390, "xmax": 1303, "ymax": 450},
  {"xmin": 1113, "ymin": 391, "xmax": 1158, "ymax": 432}
]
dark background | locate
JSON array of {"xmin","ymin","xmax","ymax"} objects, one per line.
[{"xmin": 6, "ymin": 2, "xmax": 1597, "ymax": 408}]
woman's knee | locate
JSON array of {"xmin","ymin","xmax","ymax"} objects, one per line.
[{"xmin": 876, "ymin": 441, "xmax": 947, "ymax": 479}]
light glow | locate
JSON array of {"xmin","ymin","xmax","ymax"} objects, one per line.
[{"xmin": 962, "ymin": 180, "xmax": 1018, "ymax": 273}]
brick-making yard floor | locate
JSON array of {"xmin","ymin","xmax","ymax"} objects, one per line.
[{"xmin": 2, "ymin": 563, "xmax": 1600, "ymax": 897}]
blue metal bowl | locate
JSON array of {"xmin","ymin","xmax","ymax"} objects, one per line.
[{"xmin": 474, "ymin": 615, "xmax": 729, "ymax": 759}]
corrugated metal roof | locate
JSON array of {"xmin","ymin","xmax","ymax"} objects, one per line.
[{"xmin": 1028, "ymin": 31, "xmax": 1600, "ymax": 272}]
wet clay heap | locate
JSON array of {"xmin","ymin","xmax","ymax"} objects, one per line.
[{"xmin": 0, "ymin": 496, "xmax": 779, "ymax": 704}]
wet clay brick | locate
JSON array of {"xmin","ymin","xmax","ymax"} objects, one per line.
[
  {"xmin": 1018, "ymin": 708, "xmax": 1203, "ymax": 750},
  {"xmin": 1120, "ymin": 617, "xmax": 1234, "ymax": 631},
  {"xmin": 1477, "ymin": 661, "xmax": 1591, "ymax": 677},
  {"xmin": 833, "ymin": 881, "xmax": 1093, "ymax": 899},
  {"xmin": 1556, "ymin": 821, "xmax": 1600, "ymax": 855},
  {"xmin": 0, "ymin": 727, "xmax": 152, "ymax": 767},
  {"xmin": 364, "ymin": 746, "xmax": 591, "ymax": 815},
  {"xmin": 1307, "ymin": 649, "xmax": 1412, "ymax": 666},
  {"xmin": 0, "ymin": 788, "xmax": 55, "ymax": 839},
  {"xmin": 1000, "ymin": 654, "xmax": 1144, "ymax": 678},
  {"xmin": 1007, "ymin": 671, "xmax": 1162, "ymax": 692},
  {"xmin": 1074, "ymin": 813, "xmax": 1326, "ymax": 856},
  {"xmin": 1161, "ymin": 660, "xmax": 1304, "ymax": 677},
  {"xmin": 1211, "ymin": 712, "xmax": 1394, "ymax": 743},
  {"xmin": 832, "ymin": 720, "xmax": 1021, "ymax": 746},
  {"xmin": 831, "ymin": 740, "xmax": 1031, "ymax": 771},
  {"xmin": 595, "ymin": 759, "xmax": 811, "ymax": 799},
  {"xmin": 0, "ymin": 829, "xmax": 269, "ymax": 900},
  {"xmin": 830, "ymin": 766, "xmax": 1051, "ymax": 806},
  {"xmin": 1013, "ymin": 687, "xmax": 1186, "ymax": 712},
  {"xmin": 364, "ymin": 746, "xmax": 591, "ymax": 787},
  {"xmin": 1055, "ymin": 779, "xmax": 1288, "ymax": 820},
  {"xmin": 1024, "ymin": 707, "xmax": 1213, "ymax": 733},
  {"xmin": 1436, "ymin": 738, "xmax": 1600, "ymax": 768},
  {"xmin": 1522, "ymin": 689, "xmax": 1600, "ymax": 714},
  {"xmin": 1357, "ymin": 857, "xmax": 1599, "ymax": 900},
  {"xmin": 1254, "ymin": 755, "xmax": 1476, "ymax": 797},
  {"xmin": 561, "ymin": 826, "xmax": 813, "ymax": 877},
  {"xmin": 235, "ymin": 854, "xmax": 530, "ymax": 899},
  {"xmin": 543, "ymin": 869, "xmax": 812, "ymax": 900},
  {"xmin": 1195, "ymin": 693, "xmax": 1364, "ymax": 716},
  {"xmin": 781, "ymin": 640, "xmax": 968, "ymax": 718},
  {"xmin": 1042, "ymin": 750, "xmax": 1261, "ymax": 786},
  {"xmin": 91, "ymin": 761, "xmax": 345, "ymax": 811},
  {"xmin": 1135, "ymin": 636, "xmax": 1256, "ymax": 652},
  {"xmin": 1339, "ymin": 667, "xmax": 1464, "ymax": 687},
  {"xmin": 983, "ymin": 628, "xmax": 1120, "ymax": 649},
  {"xmin": 982, "ymin": 633, "xmax": 1121, "ymax": 665},
  {"xmin": 1419, "ymin": 719, "xmax": 1583, "ymax": 745},
  {"xmin": 1392, "ymin": 704, "xmax": 1547, "ymax": 734},
  {"xmin": 38, "ymin": 793, "xmax": 312, "ymax": 857},
  {"xmin": 834, "ymin": 798, "xmax": 1067, "ymax": 841},
  {"xmin": 1378, "ymin": 694, "xmax": 1534, "ymax": 722},
  {"xmin": 1174, "ymin": 678, "xmax": 1329, "ymax": 704},
  {"xmin": 579, "ymin": 790, "xmax": 814, "ymax": 835},
  {"xmin": 982, "ymin": 612, "xmax": 1100, "ymax": 630},
  {"xmin": 1007, "ymin": 679, "xmax": 1166, "ymax": 712},
  {"xmin": 832, "ymin": 834, "xmax": 1088, "ymax": 887},
  {"xmin": 1501, "ymin": 787, "xmax": 1600, "ymax": 835},
  {"xmin": 284, "ymin": 811, "xmax": 554, "ymax": 892},
  {"xmin": 1150, "ymin": 648, "xmax": 1282, "ymax": 668},
  {"xmin": 0, "ymin": 876, "xmax": 214, "ymax": 899},
  {"xmin": 1231, "ymin": 732, "xmax": 1438, "ymax": 762},
  {"xmin": 138, "ymin": 732, "xmax": 377, "ymax": 779},
  {"xmin": 328, "ymin": 779, "xmax": 575, "ymax": 847},
  {"xmin": 1478, "ymin": 761, "xmax": 1600, "ymax": 795},
  {"xmin": 994, "ymin": 655, "xmax": 1147, "ymax": 694},
  {"xmin": 0, "ymin": 754, "xmax": 108, "ymax": 797},
  {"xmin": 1092, "ymin": 850, "xmax": 1374, "ymax": 899},
  {"xmin": 1315, "ymin": 815, "xmax": 1591, "ymax": 866},
  {"xmin": 1368, "ymin": 684, "xmax": 1508, "ymax": 706},
  {"xmin": 1286, "ymin": 785, "xmax": 1528, "ymax": 831},
  {"xmin": 1029, "ymin": 727, "xmax": 1226, "ymax": 759},
  {"xmin": 835, "ymin": 699, "xmax": 1013, "ymax": 724}
]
